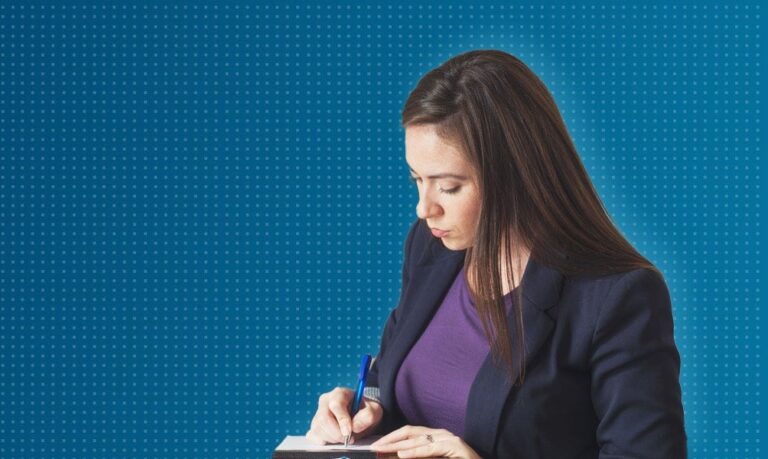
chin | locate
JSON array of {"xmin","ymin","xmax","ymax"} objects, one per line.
[{"xmin": 440, "ymin": 238, "xmax": 468, "ymax": 252}]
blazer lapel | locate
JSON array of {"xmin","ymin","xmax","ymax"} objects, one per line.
[{"xmin": 462, "ymin": 257, "xmax": 564, "ymax": 458}]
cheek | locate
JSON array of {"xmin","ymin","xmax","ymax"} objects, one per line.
[{"xmin": 456, "ymin": 198, "xmax": 482, "ymax": 225}]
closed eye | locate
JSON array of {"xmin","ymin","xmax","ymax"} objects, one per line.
[{"xmin": 408, "ymin": 176, "xmax": 460, "ymax": 194}]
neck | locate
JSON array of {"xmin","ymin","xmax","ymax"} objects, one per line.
[
  {"xmin": 466, "ymin": 246, "xmax": 530, "ymax": 297},
  {"xmin": 500, "ymin": 248, "xmax": 530, "ymax": 294}
]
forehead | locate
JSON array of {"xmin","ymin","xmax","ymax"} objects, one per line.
[{"xmin": 404, "ymin": 124, "xmax": 470, "ymax": 172}]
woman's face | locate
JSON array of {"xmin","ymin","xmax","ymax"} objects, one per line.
[{"xmin": 405, "ymin": 124, "xmax": 481, "ymax": 251}]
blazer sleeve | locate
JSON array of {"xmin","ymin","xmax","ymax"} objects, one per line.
[
  {"xmin": 365, "ymin": 218, "xmax": 419, "ymax": 390},
  {"xmin": 590, "ymin": 268, "xmax": 688, "ymax": 459}
]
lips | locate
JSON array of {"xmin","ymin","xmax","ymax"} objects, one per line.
[{"xmin": 430, "ymin": 228, "xmax": 449, "ymax": 237}]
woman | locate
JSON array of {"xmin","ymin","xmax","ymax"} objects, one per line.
[{"xmin": 306, "ymin": 50, "xmax": 687, "ymax": 458}]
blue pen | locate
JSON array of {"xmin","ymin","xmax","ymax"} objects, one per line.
[{"xmin": 344, "ymin": 353, "xmax": 372, "ymax": 447}]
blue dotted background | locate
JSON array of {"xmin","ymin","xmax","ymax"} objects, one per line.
[{"xmin": 0, "ymin": 2, "xmax": 762, "ymax": 458}]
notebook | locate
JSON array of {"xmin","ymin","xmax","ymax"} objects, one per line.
[{"xmin": 271, "ymin": 435, "xmax": 398, "ymax": 459}]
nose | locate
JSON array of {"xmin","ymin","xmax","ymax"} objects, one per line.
[{"xmin": 415, "ymin": 189, "xmax": 444, "ymax": 220}]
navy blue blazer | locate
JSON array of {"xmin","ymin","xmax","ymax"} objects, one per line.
[{"xmin": 366, "ymin": 219, "xmax": 687, "ymax": 458}]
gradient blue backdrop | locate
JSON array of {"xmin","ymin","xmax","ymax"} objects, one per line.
[{"xmin": 0, "ymin": 2, "xmax": 763, "ymax": 458}]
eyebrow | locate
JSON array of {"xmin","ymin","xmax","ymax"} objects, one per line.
[{"xmin": 408, "ymin": 166, "xmax": 469, "ymax": 181}]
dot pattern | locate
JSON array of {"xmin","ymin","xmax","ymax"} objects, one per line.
[{"xmin": 0, "ymin": 2, "xmax": 761, "ymax": 458}]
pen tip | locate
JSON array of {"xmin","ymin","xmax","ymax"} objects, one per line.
[{"xmin": 344, "ymin": 435, "xmax": 349, "ymax": 447}]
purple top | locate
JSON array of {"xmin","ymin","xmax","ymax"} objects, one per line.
[{"xmin": 394, "ymin": 266, "xmax": 517, "ymax": 436}]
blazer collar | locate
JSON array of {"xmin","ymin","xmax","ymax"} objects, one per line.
[{"xmin": 380, "ymin": 234, "xmax": 564, "ymax": 458}]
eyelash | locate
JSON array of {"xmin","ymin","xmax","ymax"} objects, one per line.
[{"xmin": 408, "ymin": 176, "xmax": 461, "ymax": 194}]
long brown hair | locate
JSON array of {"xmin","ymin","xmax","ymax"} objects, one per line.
[{"xmin": 401, "ymin": 50, "xmax": 656, "ymax": 385}]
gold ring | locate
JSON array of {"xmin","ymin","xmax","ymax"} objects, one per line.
[{"xmin": 424, "ymin": 434, "xmax": 434, "ymax": 443}]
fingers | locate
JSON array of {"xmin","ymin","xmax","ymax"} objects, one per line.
[
  {"xmin": 370, "ymin": 424, "xmax": 412, "ymax": 446},
  {"xmin": 327, "ymin": 395, "xmax": 353, "ymax": 437},
  {"xmin": 371, "ymin": 426, "xmax": 454, "ymax": 454},
  {"xmin": 305, "ymin": 387, "xmax": 354, "ymax": 445},
  {"xmin": 371, "ymin": 425, "xmax": 435, "ymax": 446},
  {"xmin": 369, "ymin": 436, "xmax": 427, "ymax": 453},
  {"xmin": 396, "ymin": 442, "xmax": 441, "ymax": 458},
  {"xmin": 369, "ymin": 425, "xmax": 480, "ymax": 459},
  {"xmin": 305, "ymin": 428, "xmax": 326, "ymax": 446},
  {"xmin": 352, "ymin": 399, "xmax": 383, "ymax": 434},
  {"xmin": 309, "ymin": 409, "xmax": 343, "ymax": 444}
]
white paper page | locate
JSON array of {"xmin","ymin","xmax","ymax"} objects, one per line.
[{"xmin": 275, "ymin": 435, "xmax": 383, "ymax": 451}]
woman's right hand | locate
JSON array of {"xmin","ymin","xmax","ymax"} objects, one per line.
[{"xmin": 306, "ymin": 386, "xmax": 384, "ymax": 445}]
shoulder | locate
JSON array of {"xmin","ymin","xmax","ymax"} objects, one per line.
[
  {"xmin": 584, "ymin": 267, "xmax": 669, "ymax": 315},
  {"xmin": 556, "ymin": 266, "xmax": 673, "ymax": 345},
  {"xmin": 565, "ymin": 265, "xmax": 667, "ymax": 299},
  {"xmin": 589, "ymin": 267, "xmax": 673, "ymax": 341},
  {"xmin": 563, "ymin": 266, "xmax": 669, "ymax": 311}
]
